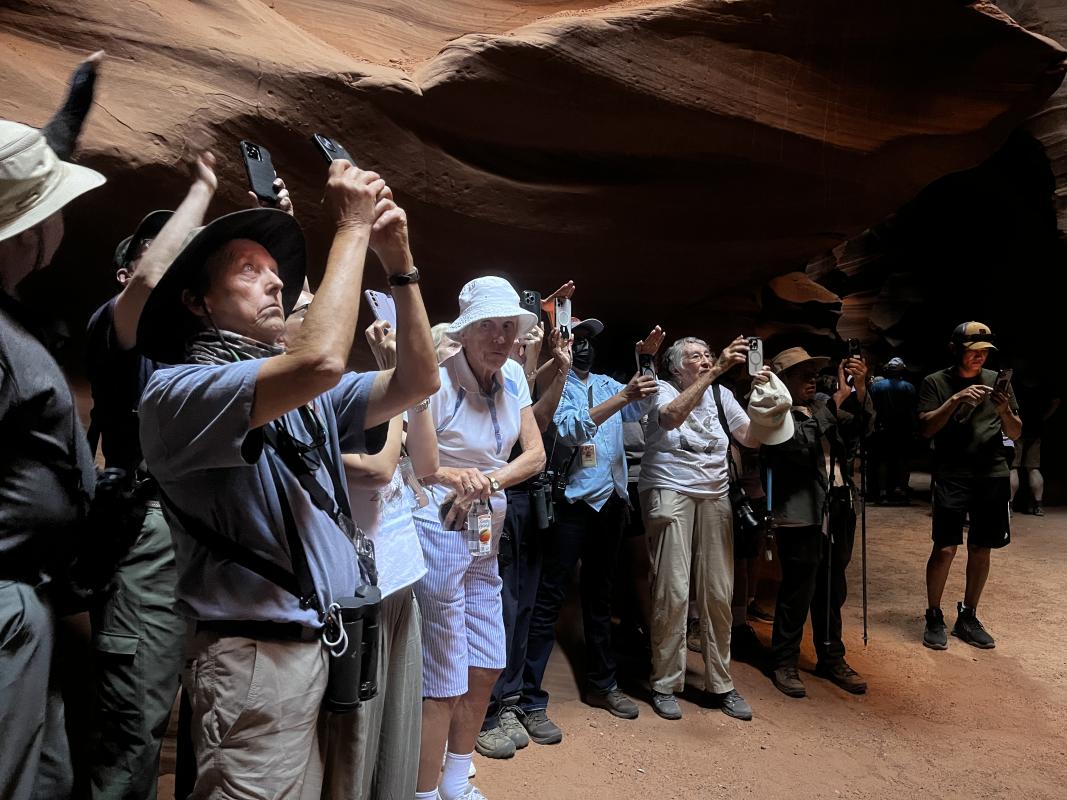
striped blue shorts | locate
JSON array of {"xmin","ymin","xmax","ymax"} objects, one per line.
[{"xmin": 412, "ymin": 489, "xmax": 507, "ymax": 698}]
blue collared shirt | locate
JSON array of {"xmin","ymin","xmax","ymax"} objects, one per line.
[{"xmin": 552, "ymin": 371, "xmax": 651, "ymax": 511}]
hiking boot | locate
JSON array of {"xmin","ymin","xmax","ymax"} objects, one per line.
[
  {"xmin": 923, "ymin": 607, "xmax": 948, "ymax": 650},
  {"xmin": 815, "ymin": 660, "xmax": 868, "ymax": 694},
  {"xmin": 515, "ymin": 707, "xmax": 563, "ymax": 745},
  {"xmin": 686, "ymin": 617, "xmax": 701, "ymax": 653},
  {"xmin": 585, "ymin": 688, "xmax": 639, "ymax": 719},
  {"xmin": 772, "ymin": 665, "xmax": 806, "ymax": 698},
  {"xmin": 475, "ymin": 726, "xmax": 516, "ymax": 759},
  {"xmin": 715, "ymin": 689, "xmax": 753, "ymax": 721},
  {"xmin": 952, "ymin": 602, "xmax": 995, "ymax": 649},
  {"xmin": 651, "ymin": 691, "xmax": 682, "ymax": 720},
  {"xmin": 498, "ymin": 707, "xmax": 529, "ymax": 749},
  {"xmin": 1032, "ymin": 502, "xmax": 1045, "ymax": 517}
]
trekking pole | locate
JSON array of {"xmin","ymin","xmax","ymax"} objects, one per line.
[{"xmin": 861, "ymin": 440, "xmax": 869, "ymax": 646}]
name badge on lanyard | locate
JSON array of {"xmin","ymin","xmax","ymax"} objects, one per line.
[{"xmin": 580, "ymin": 381, "xmax": 597, "ymax": 469}]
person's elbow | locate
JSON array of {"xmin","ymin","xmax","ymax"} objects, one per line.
[
  {"xmin": 297, "ymin": 352, "xmax": 348, "ymax": 394},
  {"xmin": 396, "ymin": 365, "xmax": 441, "ymax": 405}
]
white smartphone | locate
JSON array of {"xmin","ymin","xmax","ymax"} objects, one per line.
[
  {"xmin": 364, "ymin": 290, "xmax": 397, "ymax": 329},
  {"xmin": 555, "ymin": 297, "xmax": 571, "ymax": 340},
  {"xmin": 746, "ymin": 336, "xmax": 764, "ymax": 376}
]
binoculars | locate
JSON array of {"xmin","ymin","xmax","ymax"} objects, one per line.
[{"xmin": 324, "ymin": 585, "xmax": 382, "ymax": 713}]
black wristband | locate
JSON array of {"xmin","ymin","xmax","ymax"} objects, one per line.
[{"xmin": 387, "ymin": 268, "xmax": 420, "ymax": 286}]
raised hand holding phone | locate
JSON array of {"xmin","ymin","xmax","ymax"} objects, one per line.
[{"xmin": 240, "ymin": 140, "xmax": 281, "ymax": 205}]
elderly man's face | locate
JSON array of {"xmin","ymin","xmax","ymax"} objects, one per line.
[
  {"xmin": 675, "ymin": 341, "xmax": 713, "ymax": 387},
  {"xmin": 461, "ymin": 317, "xmax": 518, "ymax": 375},
  {"xmin": 189, "ymin": 238, "xmax": 286, "ymax": 344}
]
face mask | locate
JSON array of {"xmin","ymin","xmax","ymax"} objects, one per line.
[{"xmin": 572, "ymin": 337, "xmax": 595, "ymax": 372}]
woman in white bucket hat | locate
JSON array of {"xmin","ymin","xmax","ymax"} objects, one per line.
[
  {"xmin": 1, "ymin": 119, "xmax": 105, "ymax": 800},
  {"xmin": 412, "ymin": 276, "xmax": 545, "ymax": 800}
]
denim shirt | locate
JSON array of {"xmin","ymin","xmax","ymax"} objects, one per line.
[{"xmin": 552, "ymin": 371, "xmax": 652, "ymax": 511}]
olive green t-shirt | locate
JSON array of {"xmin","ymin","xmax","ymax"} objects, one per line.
[{"xmin": 918, "ymin": 367, "xmax": 1018, "ymax": 479}]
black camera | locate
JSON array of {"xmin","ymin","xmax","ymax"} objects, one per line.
[
  {"xmin": 729, "ymin": 483, "xmax": 763, "ymax": 538},
  {"xmin": 324, "ymin": 585, "xmax": 382, "ymax": 713}
]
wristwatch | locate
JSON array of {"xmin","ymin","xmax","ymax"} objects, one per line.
[
  {"xmin": 387, "ymin": 268, "xmax": 420, "ymax": 286},
  {"xmin": 489, "ymin": 477, "xmax": 501, "ymax": 492}
]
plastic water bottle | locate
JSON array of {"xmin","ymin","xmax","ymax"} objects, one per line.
[{"xmin": 466, "ymin": 500, "xmax": 492, "ymax": 557}]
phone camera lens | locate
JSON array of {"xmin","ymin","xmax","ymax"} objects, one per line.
[{"xmin": 246, "ymin": 144, "xmax": 260, "ymax": 159}]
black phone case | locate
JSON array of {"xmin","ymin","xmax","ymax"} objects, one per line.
[
  {"xmin": 311, "ymin": 134, "xmax": 355, "ymax": 166},
  {"xmin": 239, "ymin": 141, "xmax": 279, "ymax": 203}
]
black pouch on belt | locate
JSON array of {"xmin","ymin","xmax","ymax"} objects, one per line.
[{"xmin": 324, "ymin": 585, "xmax": 383, "ymax": 713}]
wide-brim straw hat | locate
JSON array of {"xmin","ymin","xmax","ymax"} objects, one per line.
[
  {"xmin": 445, "ymin": 276, "xmax": 538, "ymax": 340},
  {"xmin": 746, "ymin": 372, "xmax": 796, "ymax": 446},
  {"xmin": 770, "ymin": 346, "xmax": 831, "ymax": 376},
  {"xmin": 0, "ymin": 119, "xmax": 105, "ymax": 243},
  {"xmin": 137, "ymin": 208, "xmax": 306, "ymax": 364}
]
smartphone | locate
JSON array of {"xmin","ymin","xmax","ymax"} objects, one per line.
[
  {"xmin": 746, "ymin": 336, "xmax": 763, "ymax": 377},
  {"xmin": 520, "ymin": 290, "xmax": 542, "ymax": 323},
  {"xmin": 364, "ymin": 290, "xmax": 397, "ymax": 329},
  {"xmin": 311, "ymin": 133, "xmax": 356, "ymax": 166},
  {"xmin": 555, "ymin": 297, "xmax": 571, "ymax": 340},
  {"xmin": 239, "ymin": 140, "xmax": 280, "ymax": 204},
  {"xmin": 637, "ymin": 352, "xmax": 656, "ymax": 379},
  {"xmin": 994, "ymin": 368, "xmax": 1013, "ymax": 395},
  {"xmin": 847, "ymin": 338, "xmax": 863, "ymax": 360}
]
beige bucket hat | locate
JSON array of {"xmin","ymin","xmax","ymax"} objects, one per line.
[{"xmin": 0, "ymin": 119, "xmax": 105, "ymax": 243}]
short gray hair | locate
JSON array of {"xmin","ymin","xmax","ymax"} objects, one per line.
[{"xmin": 663, "ymin": 336, "xmax": 711, "ymax": 378}]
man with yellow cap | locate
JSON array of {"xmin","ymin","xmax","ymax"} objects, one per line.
[{"xmin": 918, "ymin": 322, "xmax": 1020, "ymax": 650}]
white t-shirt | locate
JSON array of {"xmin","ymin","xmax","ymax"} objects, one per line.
[
  {"xmin": 430, "ymin": 352, "xmax": 532, "ymax": 471},
  {"xmin": 349, "ymin": 466, "xmax": 427, "ymax": 599},
  {"xmin": 639, "ymin": 380, "xmax": 749, "ymax": 499}
]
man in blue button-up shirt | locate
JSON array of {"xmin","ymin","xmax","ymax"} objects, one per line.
[{"xmin": 516, "ymin": 317, "xmax": 662, "ymax": 744}]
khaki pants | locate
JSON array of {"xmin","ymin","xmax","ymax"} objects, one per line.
[
  {"xmin": 182, "ymin": 629, "xmax": 328, "ymax": 800},
  {"xmin": 643, "ymin": 489, "xmax": 734, "ymax": 695}
]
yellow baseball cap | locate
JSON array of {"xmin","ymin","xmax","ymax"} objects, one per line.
[{"xmin": 951, "ymin": 321, "xmax": 997, "ymax": 351}]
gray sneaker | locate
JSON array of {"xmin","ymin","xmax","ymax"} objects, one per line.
[
  {"xmin": 516, "ymin": 707, "xmax": 563, "ymax": 745},
  {"xmin": 715, "ymin": 689, "xmax": 753, "ymax": 721},
  {"xmin": 499, "ymin": 707, "xmax": 529, "ymax": 749},
  {"xmin": 475, "ymin": 726, "xmax": 516, "ymax": 759},
  {"xmin": 651, "ymin": 691, "xmax": 682, "ymax": 720},
  {"xmin": 923, "ymin": 607, "xmax": 948, "ymax": 650},
  {"xmin": 585, "ymin": 688, "xmax": 639, "ymax": 719}
]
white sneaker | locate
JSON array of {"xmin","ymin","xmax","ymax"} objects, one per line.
[{"xmin": 454, "ymin": 784, "xmax": 487, "ymax": 800}]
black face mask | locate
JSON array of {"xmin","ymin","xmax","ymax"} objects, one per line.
[{"xmin": 572, "ymin": 337, "xmax": 595, "ymax": 372}]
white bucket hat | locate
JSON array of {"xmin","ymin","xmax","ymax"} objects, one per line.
[
  {"xmin": 0, "ymin": 120, "xmax": 105, "ymax": 243},
  {"xmin": 445, "ymin": 276, "xmax": 538, "ymax": 340},
  {"xmin": 746, "ymin": 372, "xmax": 796, "ymax": 446}
]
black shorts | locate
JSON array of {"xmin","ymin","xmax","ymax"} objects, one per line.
[{"xmin": 931, "ymin": 475, "xmax": 1011, "ymax": 549}]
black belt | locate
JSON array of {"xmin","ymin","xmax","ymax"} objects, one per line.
[{"xmin": 196, "ymin": 619, "xmax": 321, "ymax": 643}]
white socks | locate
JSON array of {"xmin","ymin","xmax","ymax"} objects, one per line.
[
  {"xmin": 415, "ymin": 791, "xmax": 438, "ymax": 800},
  {"xmin": 440, "ymin": 751, "xmax": 474, "ymax": 800}
]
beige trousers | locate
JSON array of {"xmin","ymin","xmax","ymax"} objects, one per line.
[
  {"xmin": 643, "ymin": 488, "xmax": 735, "ymax": 695},
  {"xmin": 182, "ymin": 629, "xmax": 328, "ymax": 800}
]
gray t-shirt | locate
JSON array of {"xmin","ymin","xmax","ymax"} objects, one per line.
[{"xmin": 139, "ymin": 359, "xmax": 386, "ymax": 627}]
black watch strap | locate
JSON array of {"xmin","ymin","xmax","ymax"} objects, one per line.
[{"xmin": 387, "ymin": 268, "xmax": 420, "ymax": 286}]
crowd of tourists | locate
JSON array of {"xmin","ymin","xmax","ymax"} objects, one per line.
[{"xmin": 0, "ymin": 54, "xmax": 1038, "ymax": 800}]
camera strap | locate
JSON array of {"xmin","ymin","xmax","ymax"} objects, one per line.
[
  {"xmin": 263, "ymin": 422, "xmax": 378, "ymax": 588},
  {"xmin": 711, "ymin": 382, "xmax": 743, "ymax": 486}
]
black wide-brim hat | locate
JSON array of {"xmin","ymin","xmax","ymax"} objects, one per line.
[{"xmin": 137, "ymin": 208, "xmax": 306, "ymax": 364}]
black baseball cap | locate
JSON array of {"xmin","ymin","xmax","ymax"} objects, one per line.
[{"xmin": 114, "ymin": 209, "xmax": 173, "ymax": 268}]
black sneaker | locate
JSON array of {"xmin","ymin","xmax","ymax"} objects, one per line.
[
  {"xmin": 584, "ymin": 688, "xmax": 639, "ymax": 719},
  {"xmin": 772, "ymin": 665, "xmax": 806, "ymax": 698},
  {"xmin": 1032, "ymin": 503, "xmax": 1045, "ymax": 517},
  {"xmin": 952, "ymin": 602, "xmax": 995, "ymax": 649},
  {"xmin": 515, "ymin": 707, "xmax": 563, "ymax": 745},
  {"xmin": 923, "ymin": 607, "xmax": 948, "ymax": 650}
]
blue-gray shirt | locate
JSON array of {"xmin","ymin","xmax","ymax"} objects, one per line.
[{"xmin": 139, "ymin": 359, "xmax": 386, "ymax": 627}]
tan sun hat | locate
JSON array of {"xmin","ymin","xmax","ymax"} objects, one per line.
[
  {"xmin": 746, "ymin": 372, "xmax": 795, "ymax": 446},
  {"xmin": 770, "ymin": 346, "xmax": 831, "ymax": 376},
  {"xmin": 0, "ymin": 119, "xmax": 105, "ymax": 243}
]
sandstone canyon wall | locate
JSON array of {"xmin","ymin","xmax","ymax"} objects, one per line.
[{"xmin": 0, "ymin": 0, "xmax": 1064, "ymax": 355}]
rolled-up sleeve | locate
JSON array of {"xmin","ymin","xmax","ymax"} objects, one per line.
[
  {"xmin": 327, "ymin": 371, "xmax": 389, "ymax": 456},
  {"xmin": 553, "ymin": 380, "xmax": 597, "ymax": 446},
  {"xmin": 139, "ymin": 360, "xmax": 260, "ymax": 479}
]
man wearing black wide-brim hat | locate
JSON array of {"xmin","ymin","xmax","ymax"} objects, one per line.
[{"xmin": 136, "ymin": 160, "xmax": 440, "ymax": 797}]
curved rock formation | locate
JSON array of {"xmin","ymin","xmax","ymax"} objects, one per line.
[{"xmin": 0, "ymin": 0, "xmax": 1063, "ymax": 347}]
